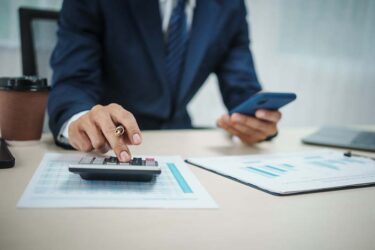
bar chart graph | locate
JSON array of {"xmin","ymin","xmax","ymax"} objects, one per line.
[
  {"xmin": 246, "ymin": 164, "xmax": 294, "ymax": 178},
  {"xmin": 243, "ymin": 152, "xmax": 369, "ymax": 179},
  {"xmin": 187, "ymin": 150, "xmax": 375, "ymax": 195}
]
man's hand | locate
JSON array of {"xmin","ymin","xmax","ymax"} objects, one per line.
[
  {"xmin": 217, "ymin": 109, "xmax": 281, "ymax": 145},
  {"xmin": 68, "ymin": 104, "xmax": 142, "ymax": 162}
]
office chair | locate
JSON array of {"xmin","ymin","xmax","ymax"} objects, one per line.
[
  {"xmin": 19, "ymin": 7, "xmax": 59, "ymax": 79},
  {"xmin": 19, "ymin": 7, "xmax": 59, "ymax": 132}
]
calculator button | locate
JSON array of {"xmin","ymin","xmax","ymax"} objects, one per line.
[
  {"xmin": 145, "ymin": 158, "xmax": 157, "ymax": 166},
  {"xmin": 92, "ymin": 157, "xmax": 105, "ymax": 164},
  {"xmin": 145, "ymin": 161, "xmax": 156, "ymax": 166},
  {"xmin": 131, "ymin": 158, "xmax": 142, "ymax": 166},
  {"xmin": 79, "ymin": 157, "xmax": 94, "ymax": 164},
  {"xmin": 105, "ymin": 157, "xmax": 118, "ymax": 165}
]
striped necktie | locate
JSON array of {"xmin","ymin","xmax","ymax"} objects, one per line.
[{"xmin": 165, "ymin": 0, "xmax": 188, "ymax": 97}]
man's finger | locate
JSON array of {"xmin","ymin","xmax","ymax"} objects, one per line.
[
  {"xmin": 218, "ymin": 114, "xmax": 267, "ymax": 144},
  {"xmin": 75, "ymin": 130, "xmax": 93, "ymax": 152},
  {"xmin": 96, "ymin": 144, "xmax": 111, "ymax": 154},
  {"xmin": 231, "ymin": 121, "xmax": 268, "ymax": 140},
  {"xmin": 221, "ymin": 122, "xmax": 242, "ymax": 138},
  {"xmin": 222, "ymin": 121, "xmax": 265, "ymax": 144},
  {"xmin": 95, "ymin": 112, "xmax": 132, "ymax": 162},
  {"xmin": 68, "ymin": 121, "xmax": 92, "ymax": 152},
  {"xmin": 238, "ymin": 133, "xmax": 264, "ymax": 145},
  {"xmin": 217, "ymin": 114, "xmax": 231, "ymax": 127},
  {"xmin": 218, "ymin": 116, "xmax": 256, "ymax": 139},
  {"xmin": 255, "ymin": 109, "xmax": 282, "ymax": 123},
  {"xmin": 110, "ymin": 105, "xmax": 142, "ymax": 145},
  {"xmin": 81, "ymin": 118, "xmax": 107, "ymax": 150},
  {"xmin": 231, "ymin": 113, "xmax": 276, "ymax": 135}
]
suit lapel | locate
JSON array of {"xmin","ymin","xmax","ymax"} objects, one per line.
[
  {"xmin": 177, "ymin": 0, "xmax": 221, "ymax": 105},
  {"xmin": 128, "ymin": 0, "xmax": 168, "ymax": 88}
]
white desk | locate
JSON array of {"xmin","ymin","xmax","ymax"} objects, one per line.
[{"xmin": 1, "ymin": 128, "xmax": 375, "ymax": 250}]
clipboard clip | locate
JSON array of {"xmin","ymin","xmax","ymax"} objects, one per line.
[{"xmin": 343, "ymin": 151, "xmax": 375, "ymax": 161}]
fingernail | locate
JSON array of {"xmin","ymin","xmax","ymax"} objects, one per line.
[
  {"xmin": 256, "ymin": 110, "xmax": 265, "ymax": 118},
  {"xmin": 231, "ymin": 114, "xmax": 241, "ymax": 122},
  {"xmin": 132, "ymin": 133, "xmax": 142, "ymax": 144},
  {"xmin": 120, "ymin": 151, "xmax": 129, "ymax": 161}
]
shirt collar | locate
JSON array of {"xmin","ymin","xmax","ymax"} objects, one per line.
[{"xmin": 159, "ymin": 0, "xmax": 196, "ymax": 9}]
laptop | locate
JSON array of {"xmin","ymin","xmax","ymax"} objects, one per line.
[{"xmin": 302, "ymin": 126, "xmax": 375, "ymax": 152}]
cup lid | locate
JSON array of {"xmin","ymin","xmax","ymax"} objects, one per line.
[{"xmin": 0, "ymin": 76, "xmax": 50, "ymax": 91}]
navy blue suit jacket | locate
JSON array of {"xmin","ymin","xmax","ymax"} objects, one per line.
[{"xmin": 48, "ymin": 0, "xmax": 261, "ymax": 140}]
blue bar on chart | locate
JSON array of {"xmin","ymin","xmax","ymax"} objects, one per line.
[
  {"xmin": 343, "ymin": 158, "xmax": 365, "ymax": 164},
  {"xmin": 327, "ymin": 160, "xmax": 347, "ymax": 165},
  {"xmin": 246, "ymin": 167, "xmax": 279, "ymax": 178},
  {"xmin": 282, "ymin": 163, "xmax": 295, "ymax": 169},
  {"xmin": 167, "ymin": 163, "xmax": 193, "ymax": 193},
  {"xmin": 309, "ymin": 161, "xmax": 339, "ymax": 170},
  {"xmin": 264, "ymin": 165, "xmax": 287, "ymax": 174}
]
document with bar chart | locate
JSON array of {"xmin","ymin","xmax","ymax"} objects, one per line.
[
  {"xmin": 186, "ymin": 150, "xmax": 375, "ymax": 195},
  {"xmin": 18, "ymin": 153, "xmax": 217, "ymax": 208}
]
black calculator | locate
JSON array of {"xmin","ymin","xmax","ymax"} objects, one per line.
[{"xmin": 69, "ymin": 156, "xmax": 161, "ymax": 181}]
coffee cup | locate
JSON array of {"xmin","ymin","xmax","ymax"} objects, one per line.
[{"xmin": 0, "ymin": 76, "xmax": 49, "ymax": 142}]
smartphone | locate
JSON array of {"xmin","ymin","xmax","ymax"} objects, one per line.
[
  {"xmin": 0, "ymin": 138, "xmax": 15, "ymax": 168},
  {"xmin": 229, "ymin": 92, "xmax": 297, "ymax": 116}
]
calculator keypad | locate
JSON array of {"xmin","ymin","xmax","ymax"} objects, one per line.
[{"xmin": 78, "ymin": 156, "xmax": 158, "ymax": 167}]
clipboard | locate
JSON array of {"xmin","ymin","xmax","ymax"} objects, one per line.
[{"xmin": 185, "ymin": 150, "xmax": 375, "ymax": 196}]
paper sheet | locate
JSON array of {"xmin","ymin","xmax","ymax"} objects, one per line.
[
  {"xmin": 18, "ymin": 153, "xmax": 217, "ymax": 208},
  {"xmin": 187, "ymin": 150, "xmax": 375, "ymax": 195}
]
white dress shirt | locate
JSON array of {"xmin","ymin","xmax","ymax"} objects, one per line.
[
  {"xmin": 160, "ymin": 0, "xmax": 196, "ymax": 34},
  {"xmin": 58, "ymin": 0, "xmax": 196, "ymax": 143}
]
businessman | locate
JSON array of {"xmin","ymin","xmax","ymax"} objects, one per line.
[{"xmin": 48, "ymin": 0, "xmax": 281, "ymax": 162}]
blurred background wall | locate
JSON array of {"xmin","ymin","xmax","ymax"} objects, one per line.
[{"xmin": 0, "ymin": 0, "xmax": 374, "ymax": 128}]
